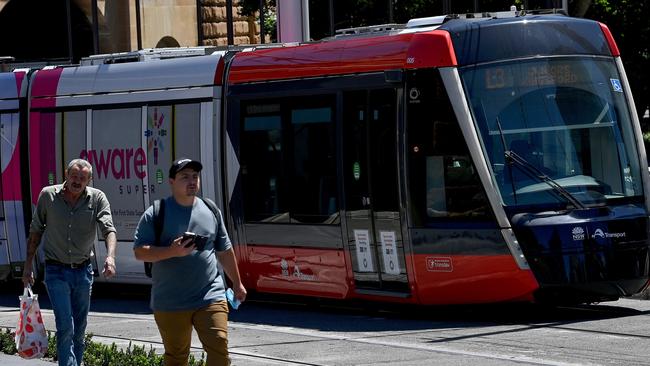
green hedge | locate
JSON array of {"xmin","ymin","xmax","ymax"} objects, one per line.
[{"xmin": 0, "ymin": 328, "xmax": 205, "ymax": 366}]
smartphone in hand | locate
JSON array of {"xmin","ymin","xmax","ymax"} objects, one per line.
[
  {"xmin": 193, "ymin": 234, "xmax": 208, "ymax": 250},
  {"xmin": 182, "ymin": 232, "xmax": 209, "ymax": 250},
  {"xmin": 182, "ymin": 232, "xmax": 196, "ymax": 247}
]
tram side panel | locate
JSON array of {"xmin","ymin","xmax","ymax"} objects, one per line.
[
  {"xmin": 28, "ymin": 56, "xmax": 223, "ymax": 283},
  {"xmin": 16, "ymin": 14, "xmax": 643, "ymax": 306},
  {"xmin": 445, "ymin": 17, "xmax": 650, "ymax": 302},
  {"xmin": 225, "ymin": 84, "xmax": 351, "ymax": 299},
  {"xmin": 223, "ymin": 70, "xmax": 538, "ymax": 304},
  {"xmin": 222, "ymin": 28, "xmax": 542, "ymax": 304},
  {"xmin": 401, "ymin": 67, "xmax": 539, "ymax": 304},
  {"xmin": 0, "ymin": 70, "xmax": 28, "ymax": 281},
  {"xmin": 224, "ymin": 16, "xmax": 650, "ymax": 305}
]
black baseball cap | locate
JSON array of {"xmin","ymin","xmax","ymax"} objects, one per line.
[{"xmin": 169, "ymin": 158, "xmax": 203, "ymax": 178}]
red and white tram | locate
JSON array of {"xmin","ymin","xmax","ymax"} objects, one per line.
[{"xmin": 2, "ymin": 10, "xmax": 649, "ymax": 305}]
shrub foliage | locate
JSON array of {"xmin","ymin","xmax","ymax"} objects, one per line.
[{"xmin": 0, "ymin": 328, "xmax": 205, "ymax": 366}]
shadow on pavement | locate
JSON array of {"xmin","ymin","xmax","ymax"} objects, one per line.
[
  {"xmin": 2, "ymin": 280, "xmax": 647, "ymax": 333},
  {"xmin": 0, "ymin": 280, "xmax": 152, "ymax": 315}
]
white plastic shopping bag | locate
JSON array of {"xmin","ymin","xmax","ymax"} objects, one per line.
[{"xmin": 15, "ymin": 286, "xmax": 48, "ymax": 359}]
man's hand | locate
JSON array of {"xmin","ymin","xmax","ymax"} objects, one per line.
[
  {"xmin": 134, "ymin": 236, "xmax": 195, "ymax": 263},
  {"xmin": 170, "ymin": 236, "xmax": 196, "ymax": 257},
  {"xmin": 23, "ymin": 232, "xmax": 41, "ymax": 287},
  {"xmin": 233, "ymin": 282, "xmax": 247, "ymax": 303},
  {"xmin": 22, "ymin": 266, "xmax": 34, "ymax": 287},
  {"xmin": 102, "ymin": 256, "xmax": 116, "ymax": 279}
]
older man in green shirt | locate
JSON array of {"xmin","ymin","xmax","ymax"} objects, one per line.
[{"xmin": 22, "ymin": 158, "xmax": 117, "ymax": 366}]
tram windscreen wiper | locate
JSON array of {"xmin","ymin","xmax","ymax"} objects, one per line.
[
  {"xmin": 505, "ymin": 150, "xmax": 586, "ymax": 209},
  {"xmin": 494, "ymin": 119, "xmax": 585, "ymax": 209}
]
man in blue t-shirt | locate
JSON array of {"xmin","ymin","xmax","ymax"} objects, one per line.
[{"xmin": 133, "ymin": 158, "xmax": 246, "ymax": 366}]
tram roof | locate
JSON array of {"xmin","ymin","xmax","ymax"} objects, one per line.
[
  {"xmin": 227, "ymin": 29, "xmax": 457, "ymax": 85},
  {"xmin": 23, "ymin": 14, "xmax": 617, "ymax": 100},
  {"xmin": 29, "ymin": 52, "xmax": 223, "ymax": 102},
  {"xmin": 439, "ymin": 15, "xmax": 614, "ymax": 66},
  {"xmin": 228, "ymin": 14, "xmax": 614, "ymax": 84}
]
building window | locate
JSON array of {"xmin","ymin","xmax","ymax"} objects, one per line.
[{"xmin": 141, "ymin": 0, "xmax": 198, "ymax": 48}]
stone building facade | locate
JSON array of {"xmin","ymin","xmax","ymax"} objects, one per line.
[
  {"xmin": 201, "ymin": 0, "xmax": 263, "ymax": 46},
  {"xmin": 0, "ymin": 0, "xmax": 264, "ymax": 65}
]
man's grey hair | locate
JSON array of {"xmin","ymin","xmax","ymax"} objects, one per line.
[{"xmin": 67, "ymin": 158, "xmax": 93, "ymax": 177}]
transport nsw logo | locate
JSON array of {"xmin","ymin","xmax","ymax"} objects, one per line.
[
  {"xmin": 572, "ymin": 227, "xmax": 585, "ymax": 241},
  {"xmin": 571, "ymin": 226, "xmax": 626, "ymax": 240},
  {"xmin": 426, "ymin": 257, "xmax": 453, "ymax": 272},
  {"xmin": 591, "ymin": 228, "xmax": 626, "ymax": 239}
]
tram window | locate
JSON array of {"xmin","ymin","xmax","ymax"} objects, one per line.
[
  {"xmin": 146, "ymin": 105, "xmax": 173, "ymax": 202},
  {"xmin": 0, "ymin": 114, "xmax": 4, "ymax": 218},
  {"xmin": 370, "ymin": 89, "xmax": 400, "ymax": 213},
  {"xmin": 173, "ymin": 103, "xmax": 202, "ymax": 164},
  {"xmin": 242, "ymin": 112, "xmax": 285, "ymax": 222},
  {"xmin": 0, "ymin": 112, "xmax": 18, "ymax": 219},
  {"xmin": 31, "ymin": 112, "xmax": 59, "ymax": 185},
  {"xmin": 90, "ymin": 108, "xmax": 145, "ymax": 241},
  {"xmin": 406, "ymin": 69, "xmax": 492, "ymax": 226},
  {"xmin": 146, "ymin": 103, "xmax": 202, "ymax": 203},
  {"xmin": 290, "ymin": 106, "xmax": 337, "ymax": 223},
  {"xmin": 241, "ymin": 95, "xmax": 337, "ymax": 224},
  {"xmin": 59, "ymin": 111, "xmax": 87, "ymax": 180},
  {"xmin": 34, "ymin": 111, "xmax": 86, "ymax": 187},
  {"xmin": 0, "ymin": 113, "xmax": 20, "ymax": 219}
]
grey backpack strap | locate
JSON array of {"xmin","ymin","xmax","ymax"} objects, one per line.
[
  {"xmin": 199, "ymin": 197, "xmax": 228, "ymax": 289},
  {"xmin": 144, "ymin": 199, "xmax": 165, "ymax": 278}
]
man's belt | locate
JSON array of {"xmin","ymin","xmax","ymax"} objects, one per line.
[{"xmin": 45, "ymin": 258, "xmax": 91, "ymax": 269}]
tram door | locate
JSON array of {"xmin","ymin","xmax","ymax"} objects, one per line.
[{"xmin": 342, "ymin": 89, "xmax": 409, "ymax": 294}]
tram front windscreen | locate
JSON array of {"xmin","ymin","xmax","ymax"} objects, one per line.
[{"xmin": 461, "ymin": 57, "xmax": 643, "ymax": 209}]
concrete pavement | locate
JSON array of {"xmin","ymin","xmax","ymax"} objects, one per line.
[
  {"xmin": 4, "ymin": 282, "xmax": 650, "ymax": 366},
  {"xmin": 0, "ymin": 353, "xmax": 53, "ymax": 365}
]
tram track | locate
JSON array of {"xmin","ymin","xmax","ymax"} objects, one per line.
[
  {"xmin": 1, "ymin": 319, "xmax": 643, "ymax": 366},
  {"xmin": 90, "ymin": 332, "xmax": 581, "ymax": 366},
  {"xmin": 224, "ymin": 321, "xmax": 636, "ymax": 366},
  {"xmin": 76, "ymin": 308, "xmax": 650, "ymax": 365},
  {"xmin": 85, "ymin": 319, "xmax": 645, "ymax": 366},
  {"xmin": 2, "ymin": 299, "xmax": 649, "ymax": 365},
  {"xmin": 3, "ymin": 301, "xmax": 648, "ymax": 342},
  {"xmin": 88, "ymin": 334, "xmax": 329, "ymax": 366},
  {"xmin": 0, "ymin": 320, "xmax": 328, "ymax": 366}
]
